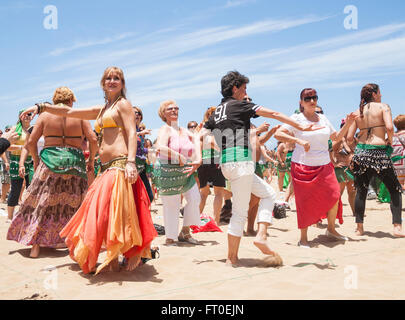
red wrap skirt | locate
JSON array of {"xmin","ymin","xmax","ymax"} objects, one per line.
[{"xmin": 291, "ymin": 162, "xmax": 343, "ymax": 229}]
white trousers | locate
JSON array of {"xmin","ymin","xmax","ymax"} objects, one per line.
[
  {"xmin": 161, "ymin": 183, "xmax": 201, "ymax": 240},
  {"xmin": 221, "ymin": 161, "xmax": 276, "ymax": 237}
]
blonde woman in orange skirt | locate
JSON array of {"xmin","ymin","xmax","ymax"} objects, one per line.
[{"xmin": 21, "ymin": 67, "xmax": 157, "ymax": 274}]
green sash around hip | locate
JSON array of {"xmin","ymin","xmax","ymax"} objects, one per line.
[
  {"xmin": 355, "ymin": 143, "xmax": 394, "ymax": 157},
  {"xmin": 152, "ymin": 160, "xmax": 196, "ymax": 196},
  {"xmin": 40, "ymin": 147, "xmax": 87, "ymax": 179},
  {"xmin": 9, "ymin": 154, "xmax": 34, "ymax": 181},
  {"xmin": 377, "ymin": 154, "xmax": 405, "ymax": 203}
]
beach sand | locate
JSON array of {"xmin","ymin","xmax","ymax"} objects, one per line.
[{"xmin": 1, "ymin": 178, "xmax": 405, "ymax": 300}]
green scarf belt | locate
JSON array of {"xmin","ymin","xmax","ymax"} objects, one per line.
[
  {"xmin": 9, "ymin": 154, "xmax": 34, "ymax": 181},
  {"xmin": 152, "ymin": 160, "xmax": 196, "ymax": 196},
  {"xmin": 40, "ymin": 147, "xmax": 87, "ymax": 179},
  {"xmin": 355, "ymin": 143, "xmax": 394, "ymax": 157}
]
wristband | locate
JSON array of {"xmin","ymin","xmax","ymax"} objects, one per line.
[{"xmin": 35, "ymin": 103, "xmax": 47, "ymax": 114}]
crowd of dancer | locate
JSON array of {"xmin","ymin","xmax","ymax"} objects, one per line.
[{"xmin": 0, "ymin": 67, "xmax": 404, "ymax": 273}]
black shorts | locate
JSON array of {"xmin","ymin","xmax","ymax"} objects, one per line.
[{"xmin": 198, "ymin": 163, "xmax": 226, "ymax": 188}]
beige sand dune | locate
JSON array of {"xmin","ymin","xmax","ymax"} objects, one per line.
[{"xmin": 1, "ymin": 178, "xmax": 404, "ymax": 300}]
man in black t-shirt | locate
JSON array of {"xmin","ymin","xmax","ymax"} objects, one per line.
[{"xmin": 202, "ymin": 71, "xmax": 315, "ymax": 267}]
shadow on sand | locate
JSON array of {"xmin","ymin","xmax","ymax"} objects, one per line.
[
  {"xmin": 54, "ymin": 261, "xmax": 163, "ymax": 286},
  {"xmin": 8, "ymin": 247, "xmax": 70, "ymax": 259}
]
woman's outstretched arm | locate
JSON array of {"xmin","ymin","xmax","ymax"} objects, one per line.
[{"xmin": 21, "ymin": 103, "xmax": 102, "ymax": 121}]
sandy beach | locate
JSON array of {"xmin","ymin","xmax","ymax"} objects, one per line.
[{"xmin": 1, "ymin": 178, "xmax": 405, "ymax": 300}]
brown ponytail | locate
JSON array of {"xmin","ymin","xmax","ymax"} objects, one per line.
[{"xmin": 359, "ymin": 83, "xmax": 379, "ymax": 118}]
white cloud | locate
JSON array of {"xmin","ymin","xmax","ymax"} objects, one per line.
[
  {"xmin": 224, "ymin": 0, "xmax": 257, "ymax": 8},
  {"xmin": 47, "ymin": 15, "xmax": 329, "ymax": 73},
  {"xmin": 49, "ymin": 32, "xmax": 137, "ymax": 56},
  {"xmin": 7, "ymin": 20, "xmax": 405, "ymax": 115}
]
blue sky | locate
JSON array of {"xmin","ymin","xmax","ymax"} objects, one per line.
[{"xmin": 1, "ymin": 0, "xmax": 405, "ymax": 148}]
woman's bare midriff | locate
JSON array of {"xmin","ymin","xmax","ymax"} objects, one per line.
[{"xmin": 98, "ymin": 127, "xmax": 129, "ymax": 163}]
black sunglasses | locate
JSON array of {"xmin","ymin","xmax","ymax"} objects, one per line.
[
  {"xmin": 303, "ymin": 95, "xmax": 318, "ymax": 102},
  {"xmin": 188, "ymin": 125, "xmax": 197, "ymax": 129},
  {"xmin": 315, "ymin": 110, "xmax": 323, "ymax": 114}
]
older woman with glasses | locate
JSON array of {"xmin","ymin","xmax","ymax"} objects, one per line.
[
  {"xmin": 154, "ymin": 100, "xmax": 202, "ymax": 245},
  {"xmin": 275, "ymin": 88, "xmax": 357, "ymax": 248}
]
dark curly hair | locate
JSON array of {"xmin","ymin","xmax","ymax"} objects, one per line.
[{"xmin": 221, "ymin": 71, "xmax": 249, "ymax": 98}]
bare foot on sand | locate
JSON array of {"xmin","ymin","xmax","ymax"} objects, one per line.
[
  {"xmin": 30, "ymin": 245, "xmax": 40, "ymax": 258},
  {"xmin": 126, "ymin": 256, "xmax": 142, "ymax": 271},
  {"xmin": 226, "ymin": 258, "xmax": 239, "ymax": 267},
  {"xmin": 108, "ymin": 258, "xmax": 120, "ymax": 272},
  {"xmin": 165, "ymin": 238, "xmax": 177, "ymax": 246},
  {"xmin": 244, "ymin": 229, "xmax": 257, "ymax": 237},
  {"xmin": 355, "ymin": 224, "xmax": 364, "ymax": 236},
  {"xmin": 393, "ymin": 225, "xmax": 405, "ymax": 238},
  {"xmin": 253, "ymin": 238, "xmax": 276, "ymax": 256},
  {"xmin": 298, "ymin": 241, "xmax": 310, "ymax": 248}
]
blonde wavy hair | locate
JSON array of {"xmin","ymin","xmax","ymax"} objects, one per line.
[
  {"xmin": 158, "ymin": 99, "xmax": 177, "ymax": 123},
  {"xmin": 52, "ymin": 87, "xmax": 77, "ymax": 105}
]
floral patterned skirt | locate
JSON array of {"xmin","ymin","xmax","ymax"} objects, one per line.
[{"xmin": 7, "ymin": 161, "xmax": 88, "ymax": 247}]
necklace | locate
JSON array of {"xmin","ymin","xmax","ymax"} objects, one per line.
[{"xmin": 96, "ymin": 95, "xmax": 122, "ymax": 147}]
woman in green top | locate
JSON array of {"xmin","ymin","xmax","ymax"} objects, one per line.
[{"xmin": 6, "ymin": 111, "xmax": 34, "ymax": 222}]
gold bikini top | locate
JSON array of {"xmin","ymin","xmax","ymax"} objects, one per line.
[{"xmin": 94, "ymin": 96, "xmax": 124, "ymax": 134}]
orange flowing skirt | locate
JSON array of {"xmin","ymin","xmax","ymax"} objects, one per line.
[{"xmin": 60, "ymin": 168, "xmax": 157, "ymax": 275}]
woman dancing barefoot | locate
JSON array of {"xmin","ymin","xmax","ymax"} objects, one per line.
[
  {"xmin": 347, "ymin": 84, "xmax": 404, "ymax": 237},
  {"xmin": 275, "ymin": 88, "xmax": 357, "ymax": 247},
  {"xmin": 21, "ymin": 67, "xmax": 157, "ymax": 274}
]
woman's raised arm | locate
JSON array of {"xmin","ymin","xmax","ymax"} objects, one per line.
[{"xmin": 21, "ymin": 103, "xmax": 102, "ymax": 121}]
